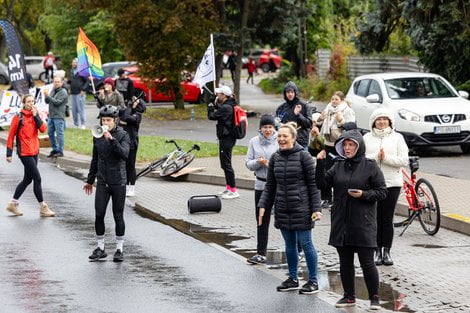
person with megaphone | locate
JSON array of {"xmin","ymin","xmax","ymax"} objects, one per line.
[{"xmin": 83, "ymin": 105, "xmax": 130, "ymax": 262}]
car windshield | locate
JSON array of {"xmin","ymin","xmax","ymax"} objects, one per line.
[{"xmin": 384, "ymin": 77, "xmax": 457, "ymax": 99}]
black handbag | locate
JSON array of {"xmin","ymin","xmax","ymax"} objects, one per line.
[{"xmin": 188, "ymin": 195, "xmax": 221, "ymax": 214}]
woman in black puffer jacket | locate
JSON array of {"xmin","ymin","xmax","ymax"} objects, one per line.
[
  {"xmin": 316, "ymin": 130, "xmax": 387, "ymax": 310},
  {"xmin": 258, "ymin": 122, "xmax": 322, "ymax": 295}
]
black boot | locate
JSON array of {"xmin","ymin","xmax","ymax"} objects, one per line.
[
  {"xmin": 383, "ymin": 248, "xmax": 394, "ymax": 266},
  {"xmin": 374, "ymin": 247, "xmax": 383, "ymax": 266}
]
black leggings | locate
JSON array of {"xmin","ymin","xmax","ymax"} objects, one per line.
[
  {"xmin": 377, "ymin": 187, "xmax": 401, "ymax": 248},
  {"xmin": 219, "ymin": 136, "xmax": 236, "ymax": 188},
  {"xmin": 94, "ymin": 184, "xmax": 126, "ymax": 236},
  {"xmin": 14, "ymin": 155, "xmax": 43, "ymax": 202},
  {"xmin": 336, "ymin": 246, "xmax": 379, "ymax": 299},
  {"xmin": 255, "ymin": 190, "xmax": 272, "ymax": 255},
  {"xmin": 126, "ymin": 148, "xmax": 138, "ymax": 185}
]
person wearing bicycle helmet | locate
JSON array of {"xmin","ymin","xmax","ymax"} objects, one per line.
[
  {"xmin": 83, "ymin": 105, "xmax": 130, "ymax": 262},
  {"xmin": 316, "ymin": 130, "xmax": 387, "ymax": 310},
  {"xmin": 363, "ymin": 108, "xmax": 408, "ymax": 266}
]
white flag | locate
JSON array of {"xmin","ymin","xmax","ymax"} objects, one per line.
[{"xmin": 193, "ymin": 39, "xmax": 215, "ymax": 91}]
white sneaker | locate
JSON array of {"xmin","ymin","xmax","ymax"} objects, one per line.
[
  {"xmin": 222, "ymin": 191, "xmax": 240, "ymax": 199},
  {"xmin": 218, "ymin": 189, "xmax": 230, "ymax": 196},
  {"xmin": 126, "ymin": 185, "xmax": 135, "ymax": 197},
  {"xmin": 80, "ymin": 125, "xmax": 86, "ymax": 130}
]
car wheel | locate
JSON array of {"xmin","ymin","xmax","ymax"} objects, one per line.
[
  {"xmin": 460, "ymin": 144, "xmax": 470, "ymax": 154},
  {"xmin": 0, "ymin": 75, "xmax": 8, "ymax": 85},
  {"xmin": 260, "ymin": 63, "xmax": 270, "ymax": 73}
]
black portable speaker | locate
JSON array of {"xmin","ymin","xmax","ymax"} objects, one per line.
[{"xmin": 188, "ymin": 195, "xmax": 221, "ymax": 214}]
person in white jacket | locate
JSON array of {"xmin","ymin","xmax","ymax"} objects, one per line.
[
  {"xmin": 245, "ymin": 115, "xmax": 278, "ymax": 264},
  {"xmin": 363, "ymin": 108, "xmax": 409, "ymax": 266},
  {"xmin": 315, "ymin": 91, "xmax": 355, "ymax": 208}
]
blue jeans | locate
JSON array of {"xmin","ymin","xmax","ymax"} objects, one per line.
[
  {"xmin": 48, "ymin": 118, "xmax": 65, "ymax": 153},
  {"xmin": 281, "ymin": 229, "xmax": 318, "ymax": 283},
  {"xmin": 71, "ymin": 94, "xmax": 86, "ymax": 126}
]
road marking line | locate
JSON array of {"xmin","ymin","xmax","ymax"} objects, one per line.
[{"xmin": 444, "ymin": 213, "xmax": 470, "ymax": 223}]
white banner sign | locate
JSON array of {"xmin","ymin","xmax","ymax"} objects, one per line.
[{"xmin": 0, "ymin": 84, "xmax": 52, "ymax": 126}]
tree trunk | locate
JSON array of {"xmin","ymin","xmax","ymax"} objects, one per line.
[
  {"xmin": 173, "ymin": 82, "xmax": 185, "ymax": 110},
  {"xmin": 233, "ymin": 0, "xmax": 249, "ymax": 103}
]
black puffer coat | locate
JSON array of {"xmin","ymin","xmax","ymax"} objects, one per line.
[
  {"xmin": 275, "ymin": 81, "xmax": 313, "ymax": 147},
  {"xmin": 316, "ymin": 130, "xmax": 387, "ymax": 248},
  {"xmin": 86, "ymin": 125, "xmax": 130, "ymax": 185},
  {"xmin": 258, "ymin": 143, "xmax": 321, "ymax": 230}
]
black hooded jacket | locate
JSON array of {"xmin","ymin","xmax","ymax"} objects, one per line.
[
  {"xmin": 258, "ymin": 143, "xmax": 321, "ymax": 230},
  {"xmin": 316, "ymin": 130, "xmax": 387, "ymax": 248},
  {"xmin": 207, "ymin": 97, "xmax": 237, "ymax": 139},
  {"xmin": 275, "ymin": 81, "xmax": 312, "ymax": 147},
  {"xmin": 86, "ymin": 125, "xmax": 130, "ymax": 185}
]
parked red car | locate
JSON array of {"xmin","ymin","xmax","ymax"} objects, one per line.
[
  {"xmin": 123, "ymin": 65, "xmax": 201, "ymax": 103},
  {"xmin": 241, "ymin": 49, "xmax": 282, "ymax": 72}
]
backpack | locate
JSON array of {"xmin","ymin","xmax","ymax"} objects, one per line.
[{"xmin": 232, "ymin": 105, "xmax": 248, "ymax": 139}]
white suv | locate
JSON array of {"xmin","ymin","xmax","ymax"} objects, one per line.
[{"xmin": 346, "ymin": 72, "xmax": 470, "ymax": 154}]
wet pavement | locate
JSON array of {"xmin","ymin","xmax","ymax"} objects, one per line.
[{"xmin": 0, "ymin": 155, "xmax": 341, "ymax": 313}]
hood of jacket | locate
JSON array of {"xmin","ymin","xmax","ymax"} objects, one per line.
[
  {"xmin": 283, "ymin": 81, "xmax": 300, "ymax": 104},
  {"xmin": 257, "ymin": 129, "xmax": 278, "ymax": 145},
  {"xmin": 334, "ymin": 130, "xmax": 365, "ymax": 162},
  {"xmin": 279, "ymin": 142, "xmax": 304, "ymax": 156},
  {"xmin": 368, "ymin": 107, "xmax": 395, "ymax": 131},
  {"xmin": 223, "ymin": 97, "xmax": 237, "ymax": 107}
]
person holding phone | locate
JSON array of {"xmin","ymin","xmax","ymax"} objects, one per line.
[
  {"xmin": 5, "ymin": 95, "xmax": 55, "ymax": 217},
  {"xmin": 363, "ymin": 108, "xmax": 408, "ymax": 266},
  {"xmin": 316, "ymin": 130, "xmax": 387, "ymax": 310},
  {"xmin": 258, "ymin": 122, "xmax": 322, "ymax": 295}
]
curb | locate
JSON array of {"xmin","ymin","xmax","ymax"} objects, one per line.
[{"xmin": 1, "ymin": 134, "xmax": 469, "ymax": 236}]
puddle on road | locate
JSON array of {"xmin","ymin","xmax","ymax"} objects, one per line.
[
  {"xmin": 135, "ymin": 205, "xmax": 414, "ymax": 312},
  {"xmin": 412, "ymin": 243, "xmax": 470, "ymax": 249}
]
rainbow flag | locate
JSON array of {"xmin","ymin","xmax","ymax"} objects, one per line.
[{"xmin": 76, "ymin": 27, "xmax": 104, "ymax": 78}]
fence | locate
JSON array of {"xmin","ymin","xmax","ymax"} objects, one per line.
[{"xmin": 316, "ymin": 49, "xmax": 426, "ymax": 79}]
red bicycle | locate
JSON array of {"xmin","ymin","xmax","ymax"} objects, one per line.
[{"xmin": 393, "ymin": 156, "xmax": 441, "ymax": 236}]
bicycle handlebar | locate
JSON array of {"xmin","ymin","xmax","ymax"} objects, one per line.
[{"xmin": 165, "ymin": 139, "xmax": 182, "ymax": 151}]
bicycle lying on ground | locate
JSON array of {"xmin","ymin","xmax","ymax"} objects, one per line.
[
  {"xmin": 393, "ymin": 156, "xmax": 441, "ymax": 236},
  {"xmin": 136, "ymin": 140, "xmax": 200, "ymax": 179}
]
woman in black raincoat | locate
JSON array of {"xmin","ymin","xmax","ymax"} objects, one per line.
[{"xmin": 316, "ymin": 130, "xmax": 387, "ymax": 310}]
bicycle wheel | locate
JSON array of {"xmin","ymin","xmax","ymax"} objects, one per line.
[
  {"xmin": 136, "ymin": 157, "xmax": 167, "ymax": 180},
  {"xmin": 159, "ymin": 153, "xmax": 195, "ymax": 177},
  {"xmin": 415, "ymin": 178, "xmax": 441, "ymax": 235}
]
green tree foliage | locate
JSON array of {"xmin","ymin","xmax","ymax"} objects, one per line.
[
  {"xmin": 403, "ymin": 0, "xmax": 470, "ymax": 84},
  {"xmin": 354, "ymin": 0, "xmax": 470, "ymax": 85},
  {"xmin": 38, "ymin": 1, "xmax": 123, "ymax": 71},
  {"xmin": 90, "ymin": 0, "xmax": 219, "ymax": 109}
]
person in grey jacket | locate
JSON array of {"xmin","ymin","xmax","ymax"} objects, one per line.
[
  {"xmin": 44, "ymin": 76, "xmax": 68, "ymax": 157},
  {"xmin": 245, "ymin": 114, "xmax": 278, "ymax": 264}
]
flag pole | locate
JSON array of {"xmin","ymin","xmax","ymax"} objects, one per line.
[
  {"xmin": 85, "ymin": 48, "xmax": 96, "ymax": 94},
  {"xmin": 211, "ymin": 33, "xmax": 216, "ymax": 90}
]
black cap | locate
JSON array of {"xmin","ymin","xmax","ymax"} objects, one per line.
[{"xmin": 259, "ymin": 114, "xmax": 275, "ymax": 128}]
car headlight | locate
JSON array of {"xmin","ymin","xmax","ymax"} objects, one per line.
[{"xmin": 398, "ymin": 109, "xmax": 421, "ymax": 122}]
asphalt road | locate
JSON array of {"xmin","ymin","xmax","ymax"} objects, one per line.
[{"xmin": 0, "ymin": 156, "xmax": 340, "ymax": 313}]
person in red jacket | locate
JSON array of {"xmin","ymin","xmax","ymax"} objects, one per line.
[
  {"xmin": 246, "ymin": 58, "xmax": 257, "ymax": 84},
  {"xmin": 5, "ymin": 95, "xmax": 55, "ymax": 217}
]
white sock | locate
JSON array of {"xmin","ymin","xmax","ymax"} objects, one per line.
[
  {"xmin": 116, "ymin": 236, "xmax": 124, "ymax": 251},
  {"xmin": 11, "ymin": 199, "xmax": 18, "ymax": 203},
  {"xmin": 97, "ymin": 235, "xmax": 105, "ymax": 250}
]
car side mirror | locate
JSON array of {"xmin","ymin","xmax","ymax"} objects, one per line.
[
  {"xmin": 458, "ymin": 90, "xmax": 469, "ymax": 99},
  {"xmin": 366, "ymin": 94, "xmax": 382, "ymax": 103}
]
